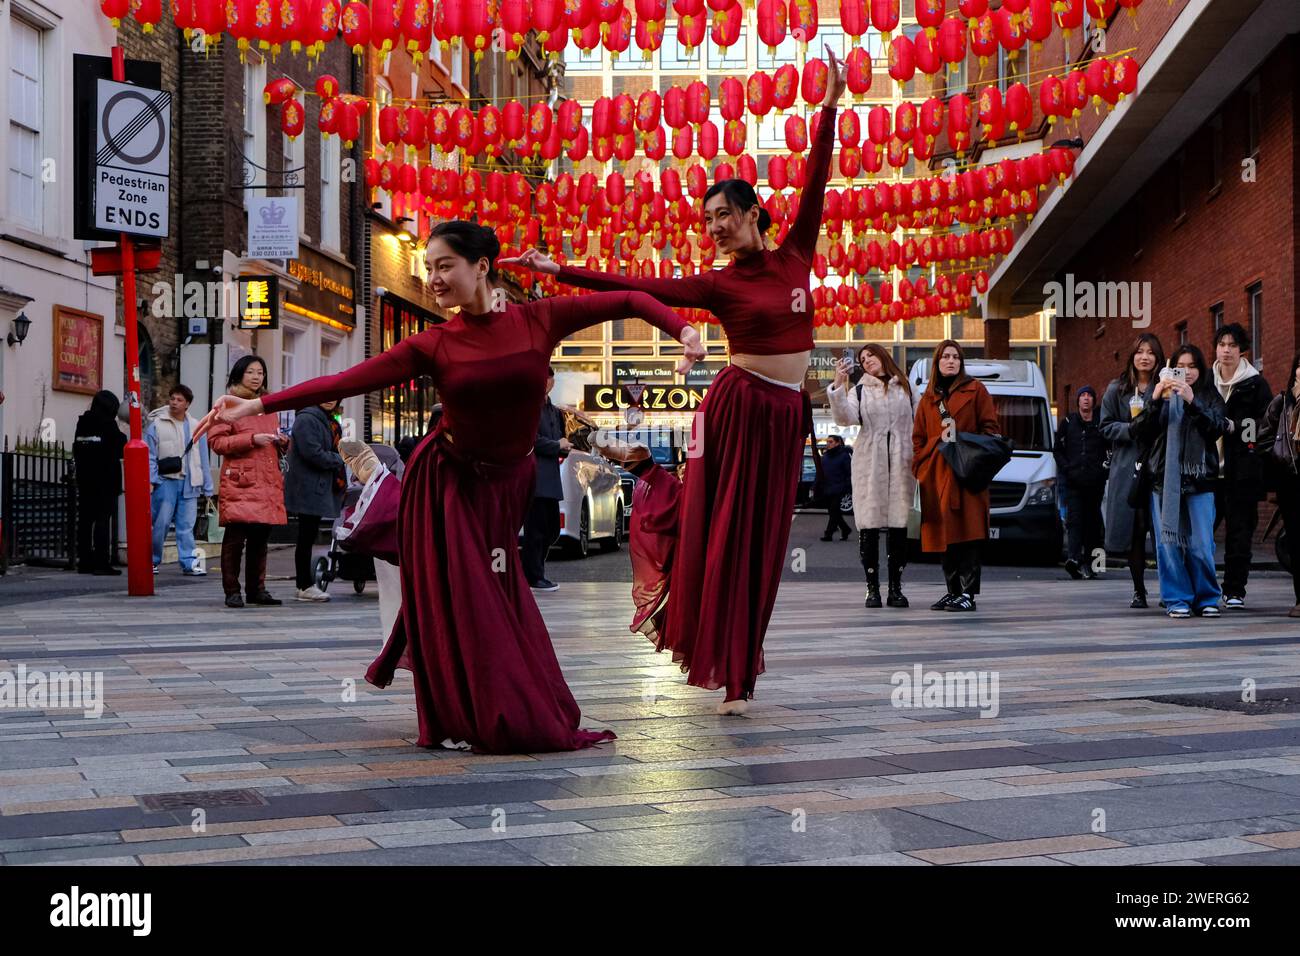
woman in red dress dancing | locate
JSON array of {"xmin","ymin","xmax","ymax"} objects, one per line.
[
  {"xmin": 501, "ymin": 49, "xmax": 846, "ymax": 715},
  {"xmin": 212, "ymin": 221, "xmax": 704, "ymax": 753}
]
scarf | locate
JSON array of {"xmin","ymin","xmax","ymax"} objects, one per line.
[
  {"xmin": 1160, "ymin": 389, "xmax": 1212, "ymax": 548},
  {"xmin": 229, "ymin": 383, "xmax": 260, "ymax": 400}
]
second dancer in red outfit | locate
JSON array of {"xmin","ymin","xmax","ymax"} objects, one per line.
[
  {"xmin": 502, "ymin": 48, "xmax": 846, "ymax": 714},
  {"xmin": 211, "ymin": 221, "xmax": 704, "ymax": 754}
]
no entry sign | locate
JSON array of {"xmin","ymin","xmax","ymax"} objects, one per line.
[{"xmin": 94, "ymin": 78, "xmax": 170, "ymax": 238}]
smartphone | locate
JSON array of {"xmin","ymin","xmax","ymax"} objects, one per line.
[
  {"xmin": 841, "ymin": 347, "xmax": 855, "ymax": 369},
  {"xmin": 1159, "ymin": 367, "xmax": 1187, "ymax": 383}
]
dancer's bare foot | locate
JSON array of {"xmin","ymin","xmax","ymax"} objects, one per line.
[
  {"xmin": 590, "ymin": 433, "xmax": 651, "ymax": 468},
  {"xmin": 716, "ymin": 698, "xmax": 749, "ymax": 716},
  {"xmin": 340, "ymin": 439, "xmax": 380, "ymax": 484}
]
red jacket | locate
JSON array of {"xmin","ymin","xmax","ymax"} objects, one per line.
[
  {"xmin": 912, "ymin": 377, "xmax": 1000, "ymax": 552},
  {"xmin": 209, "ymin": 411, "xmax": 288, "ymax": 526}
]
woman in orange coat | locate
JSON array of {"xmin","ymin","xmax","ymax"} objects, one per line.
[
  {"xmin": 912, "ymin": 340, "xmax": 1001, "ymax": 612},
  {"xmin": 208, "ymin": 355, "xmax": 289, "ymax": 608}
]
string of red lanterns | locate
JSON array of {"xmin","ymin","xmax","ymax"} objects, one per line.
[{"xmin": 102, "ymin": 0, "xmax": 1147, "ymax": 68}]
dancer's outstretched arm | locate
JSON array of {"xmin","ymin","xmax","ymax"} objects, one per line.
[
  {"xmin": 210, "ymin": 333, "xmax": 433, "ymax": 424},
  {"xmin": 536, "ymin": 291, "xmax": 705, "ymax": 374},
  {"xmin": 502, "ymin": 248, "xmax": 718, "ymax": 310},
  {"xmin": 782, "ymin": 46, "xmax": 845, "ymax": 264}
]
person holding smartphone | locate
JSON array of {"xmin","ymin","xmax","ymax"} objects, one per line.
[
  {"xmin": 827, "ymin": 344, "xmax": 918, "ymax": 608},
  {"xmin": 207, "ymin": 355, "xmax": 289, "ymax": 608},
  {"xmin": 1132, "ymin": 345, "xmax": 1227, "ymax": 619}
]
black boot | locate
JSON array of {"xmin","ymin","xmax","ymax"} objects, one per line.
[
  {"xmin": 886, "ymin": 564, "xmax": 909, "ymax": 608},
  {"xmin": 864, "ymin": 567, "xmax": 882, "ymax": 608}
]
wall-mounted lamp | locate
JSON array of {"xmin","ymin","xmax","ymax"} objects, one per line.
[
  {"xmin": 7, "ymin": 311, "xmax": 31, "ymax": 347},
  {"xmin": 396, "ymin": 217, "xmax": 414, "ymax": 244}
]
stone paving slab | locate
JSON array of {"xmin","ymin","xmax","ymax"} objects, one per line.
[{"xmin": 1, "ymin": 571, "xmax": 1299, "ymax": 865}]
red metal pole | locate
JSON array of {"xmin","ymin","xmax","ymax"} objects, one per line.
[{"xmin": 113, "ymin": 45, "xmax": 154, "ymax": 597}]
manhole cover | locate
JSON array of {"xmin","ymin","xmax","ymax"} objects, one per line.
[
  {"xmin": 1138, "ymin": 687, "xmax": 1300, "ymax": 716},
  {"xmin": 137, "ymin": 789, "xmax": 268, "ymax": 812}
]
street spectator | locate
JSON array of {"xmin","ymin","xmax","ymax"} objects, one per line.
[
  {"xmin": 1055, "ymin": 385, "xmax": 1108, "ymax": 579},
  {"xmin": 1260, "ymin": 349, "xmax": 1300, "ymax": 617},
  {"xmin": 1212, "ymin": 323, "xmax": 1272, "ymax": 609},
  {"xmin": 817, "ymin": 434, "xmax": 854, "ymax": 542},
  {"xmin": 1134, "ymin": 345, "xmax": 1227, "ymax": 619},
  {"xmin": 912, "ymin": 340, "xmax": 1000, "ymax": 612},
  {"xmin": 827, "ymin": 343, "xmax": 917, "ymax": 608},
  {"xmin": 146, "ymin": 384, "xmax": 213, "ymax": 575},
  {"xmin": 1100, "ymin": 334, "xmax": 1165, "ymax": 609},
  {"xmin": 521, "ymin": 366, "xmax": 569, "ymax": 592},
  {"xmin": 284, "ymin": 399, "xmax": 346, "ymax": 602},
  {"xmin": 72, "ymin": 389, "xmax": 126, "ymax": 575},
  {"xmin": 208, "ymin": 356, "xmax": 288, "ymax": 608}
]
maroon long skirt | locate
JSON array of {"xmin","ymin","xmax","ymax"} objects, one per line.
[
  {"xmin": 631, "ymin": 365, "xmax": 806, "ymax": 701},
  {"xmin": 365, "ymin": 432, "xmax": 616, "ymax": 754}
]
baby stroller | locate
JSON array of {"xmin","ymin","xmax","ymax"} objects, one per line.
[{"xmin": 313, "ymin": 443, "xmax": 402, "ymax": 595}]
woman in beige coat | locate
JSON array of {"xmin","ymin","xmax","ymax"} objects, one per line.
[{"xmin": 827, "ymin": 344, "xmax": 918, "ymax": 608}]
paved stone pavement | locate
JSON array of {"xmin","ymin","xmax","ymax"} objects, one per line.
[{"xmin": 2, "ymin": 560, "xmax": 1300, "ymax": 866}]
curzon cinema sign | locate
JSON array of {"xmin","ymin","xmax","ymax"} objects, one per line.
[{"xmin": 584, "ymin": 384, "xmax": 709, "ymax": 412}]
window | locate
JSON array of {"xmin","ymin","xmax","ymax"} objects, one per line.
[
  {"xmin": 1245, "ymin": 76, "xmax": 1261, "ymax": 158},
  {"xmin": 450, "ymin": 40, "xmax": 466, "ymax": 89},
  {"xmin": 243, "ymin": 57, "xmax": 267, "ymax": 208},
  {"xmin": 283, "ymin": 130, "xmax": 306, "ymax": 235},
  {"xmin": 996, "ymin": 46, "xmax": 1023, "ymax": 95},
  {"xmin": 1176, "ymin": 321, "xmax": 1188, "ymax": 346},
  {"xmin": 281, "ymin": 326, "xmax": 301, "ymax": 388},
  {"xmin": 565, "ymin": 42, "xmax": 603, "ymax": 72},
  {"xmin": 757, "ymin": 33, "xmax": 797, "ymax": 70},
  {"xmin": 8, "ymin": 16, "xmax": 43, "ymax": 229},
  {"xmin": 1210, "ymin": 301, "xmax": 1224, "ymax": 340},
  {"xmin": 1209, "ymin": 114, "xmax": 1224, "ymax": 191},
  {"xmin": 944, "ymin": 58, "xmax": 969, "ymax": 98},
  {"xmin": 320, "ymin": 135, "xmax": 340, "ymax": 252},
  {"xmin": 321, "ymin": 336, "xmax": 340, "ymax": 377},
  {"xmin": 661, "ymin": 32, "xmax": 702, "ymax": 71},
  {"xmin": 1247, "ymin": 282, "xmax": 1263, "ymax": 370},
  {"xmin": 707, "ymin": 26, "xmax": 748, "ymax": 71}
]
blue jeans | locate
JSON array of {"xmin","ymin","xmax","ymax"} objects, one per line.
[
  {"xmin": 1151, "ymin": 490, "xmax": 1220, "ymax": 612},
  {"xmin": 152, "ymin": 479, "xmax": 199, "ymax": 570}
]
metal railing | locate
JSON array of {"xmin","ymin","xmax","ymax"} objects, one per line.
[{"xmin": 1, "ymin": 435, "xmax": 78, "ymax": 571}]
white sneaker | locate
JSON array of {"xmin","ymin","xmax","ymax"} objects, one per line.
[{"xmin": 295, "ymin": 586, "xmax": 331, "ymax": 602}]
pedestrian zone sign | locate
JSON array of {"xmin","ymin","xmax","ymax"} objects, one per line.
[{"xmin": 94, "ymin": 78, "xmax": 170, "ymax": 238}]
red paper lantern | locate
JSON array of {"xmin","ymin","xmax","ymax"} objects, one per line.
[
  {"xmin": 870, "ymin": 0, "xmax": 899, "ymax": 39},
  {"xmin": 768, "ymin": 155, "xmax": 788, "ymax": 191},
  {"xmin": 948, "ymin": 93, "xmax": 973, "ymax": 155},
  {"xmin": 895, "ymin": 101, "xmax": 917, "ymax": 141},
  {"xmin": 1055, "ymin": 0, "xmax": 1083, "ymax": 35},
  {"xmin": 101, "ymin": 0, "xmax": 130, "ymax": 28},
  {"xmin": 134, "ymin": 0, "xmax": 163, "ymax": 32},
  {"xmin": 919, "ymin": 97, "xmax": 945, "ymax": 145},
  {"xmin": 1040, "ymin": 74, "xmax": 1065, "ymax": 125},
  {"xmin": 1086, "ymin": 0, "xmax": 1117, "ymax": 28},
  {"xmin": 801, "ymin": 58, "xmax": 829, "ymax": 105},
  {"xmin": 837, "ymin": 110, "xmax": 861, "ymax": 146},
  {"xmin": 672, "ymin": 125, "xmax": 694, "ymax": 161},
  {"xmin": 846, "ymin": 46, "xmax": 873, "ymax": 100},
  {"xmin": 340, "ymin": 1, "xmax": 369, "ymax": 54},
  {"xmin": 1113, "ymin": 55, "xmax": 1139, "ymax": 99},
  {"xmin": 888, "ymin": 35, "xmax": 915, "ymax": 84},
  {"xmin": 737, "ymin": 153, "xmax": 758, "ymax": 184},
  {"xmin": 839, "ymin": 147, "xmax": 862, "ymax": 179},
  {"xmin": 841, "ymin": 0, "xmax": 866, "ymax": 39},
  {"xmin": 788, "ymin": 0, "xmax": 817, "ymax": 45},
  {"xmin": 723, "ymin": 119, "xmax": 747, "ymax": 156},
  {"xmin": 969, "ymin": 12, "xmax": 997, "ymax": 66},
  {"xmin": 711, "ymin": 3, "xmax": 742, "ymax": 49},
  {"xmin": 1005, "ymin": 82, "xmax": 1032, "ymax": 133},
  {"xmin": 686, "ymin": 80, "xmax": 710, "ymax": 125},
  {"xmin": 937, "ymin": 16, "xmax": 966, "ymax": 68},
  {"xmin": 773, "ymin": 64, "xmax": 799, "ymax": 111},
  {"xmin": 914, "ymin": 30, "xmax": 942, "ymax": 76},
  {"xmin": 747, "ymin": 71, "xmax": 774, "ymax": 115},
  {"xmin": 784, "ymin": 114, "xmax": 808, "ymax": 152},
  {"xmin": 916, "ymin": 0, "xmax": 944, "ymax": 36},
  {"xmin": 1024, "ymin": 0, "xmax": 1052, "ymax": 48},
  {"xmin": 567, "ymin": 126, "xmax": 590, "ymax": 161},
  {"xmin": 664, "ymin": 86, "xmax": 687, "ymax": 128},
  {"xmin": 993, "ymin": 5, "xmax": 1025, "ymax": 55},
  {"xmin": 756, "ymin": 0, "xmax": 787, "ymax": 53},
  {"xmin": 698, "ymin": 120, "xmax": 719, "ymax": 160},
  {"xmin": 280, "ymin": 98, "xmax": 305, "ymax": 139},
  {"xmin": 867, "ymin": 105, "xmax": 890, "ymax": 144},
  {"xmin": 1085, "ymin": 58, "xmax": 1114, "ymax": 107},
  {"xmin": 676, "ymin": 5, "xmax": 706, "ymax": 51},
  {"xmin": 1065, "ymin": 69, "xmax": 1088, "ymax": 117}
]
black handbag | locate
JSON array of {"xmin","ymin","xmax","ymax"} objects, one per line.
[
  {"xmin": 157, "ymin": 437, "xmax": 196, "ymax": 477},
  {"xmin": 937, "ymin": 398, "xmax": 1012, "ymax": 493}
]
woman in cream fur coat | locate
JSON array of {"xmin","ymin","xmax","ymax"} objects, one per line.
[{"xmin": 826, "ymin": 344, "xmax": 919, "ymax": 608}]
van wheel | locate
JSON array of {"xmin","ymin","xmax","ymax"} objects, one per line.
[{"xmin": 600, "ymin": 517, "xmax": 622, "ymax": 552}]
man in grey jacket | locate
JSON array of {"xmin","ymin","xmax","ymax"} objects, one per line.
[
  {"xmin": 522, "ymin": 367, "xmax": 570, "ymax": 591},
  {"xmin": 146, "ymin": 385, "xmax": 214, "ymax": 574}
]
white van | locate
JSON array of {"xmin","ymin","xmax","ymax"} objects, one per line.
[{"xmin": 907, "ymin": 358, "xmax": 1061, "ymax": 563}]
